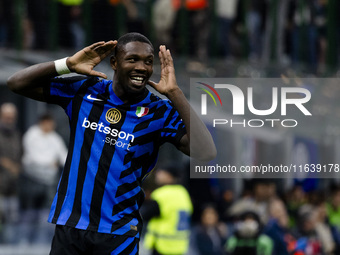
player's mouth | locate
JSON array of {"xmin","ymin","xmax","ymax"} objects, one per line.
[{"xmin": 130, "ymin": 76, "xmax": 146, "ymax": 86}]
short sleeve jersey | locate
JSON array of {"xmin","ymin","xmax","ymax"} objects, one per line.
[{"xmin": 44, "ymin": 76, "xmax": 186, "ymax": 237}]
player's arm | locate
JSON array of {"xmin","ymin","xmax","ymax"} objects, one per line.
[
  {"xmin": 7, "ymin": 41, "xmax": 117, "ymax": 101},
  {"xmin": 148, "ymin": 46, "xmax": 216, "ymax": 161}
]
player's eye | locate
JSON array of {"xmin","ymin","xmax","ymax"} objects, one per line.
[
  {"xmin": 145, "ymin": 59, "xmax": 153, "ymax": 65},
  {"xmin": 127, "ymin": 57, "xmax": 137, "ymax": 63}
]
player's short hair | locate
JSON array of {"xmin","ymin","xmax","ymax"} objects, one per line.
[{"xmin": 114, "ymin": 32, "xmax": 154, "ymax": 56}]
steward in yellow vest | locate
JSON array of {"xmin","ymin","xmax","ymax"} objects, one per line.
[
  {"xmin": 58, "ymin": 0, "xmax": 83, "ymax": 5},
  {"xmin": 143, "ymin": 166, "xmax": 193, "ymax": 255}
]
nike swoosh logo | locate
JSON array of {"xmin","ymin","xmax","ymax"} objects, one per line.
[{"xmin": 87, "ymin": 94, "xmax": 103, "ymax": 102}]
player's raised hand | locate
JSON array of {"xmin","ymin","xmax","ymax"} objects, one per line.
[
  {"xmin": 148, "ymin": 45, "xmax": 179, "ymax": 97},
  {"xmin": 67, "ymin": 41, "xmax": 117, "ymax": 79}
]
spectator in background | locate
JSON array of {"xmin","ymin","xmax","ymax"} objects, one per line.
[
  {"xmin": 142, "ymin": 165, "xmax": 193, "ymax": 255},
  {"xmin": 0, "ymin": 103, "xmax": 21, "ymax": 242},
  {"xmin": 291, "ymin": 207, "xmax": 322, "ymax": 255},
  {"xmin": 264, "ymin": 199, "xmax": 291, "ymax": 255},
  {"xmin": 152, "ymin": 0, "xmax": 177, "ymax": 46},
  {"xmin": 26, "ymin": 0, "xmax": 49, "ymax": 50},
  {"xmin": 215, "ymin": 0, "xmax": 239, "ymax": 60},
  {"xmin": 327, "ymin": 186, "xmax": 340, "ymax": 253},
  {"xmin": 0, "ymin": 0, "xmax": 13, "ymax": 48},
  {"xmin": 314, "ymin": 201, "xmax": 336, "ymax": 255},
  {"xmin": 243, "ymin": 0, "xmax": 267, "ymax": 62},
  {"xmin": 225, "ymin": 210, "xmax": 273, "ymax": 255},
  {"xmin": 19, "ymin": 113, "xmax": 67, "ymax": 244},
  {"xmin": 327, "ymin": 186, "xmax": 340, "ymax": 231},
  {"xmin": 92, "ymin": 0, "xmax": 120, "ymax": 42},
  {"xmin": 285, "ymin": 185, "xmax": 307, "ymax": 228},
  {"xmin": 122, "ymin": 0, "xmax": 149, "ymax": 36},
  {"xmin": 229, "ymin": 179, "xmax": 277, "ymax": 225},
  {"xmin": 192, "ymin": 204, "xmax": 227, "ymax": 255},
  {"xmin": 189, "ymin": 178, "xmax": 215, "ymax": 223},
  {"xmin": 288, "ymin": 0, "xmax": 318, "ymax": 72},
  {"xmin": 172, "ymin": 0, "xmax": 209, "ymax": 60},
  {"xmin": 218, "ymin": 189, "xmax": 234, "ymax": 223},
  {"xmin": 58, "ymin": 0, "xmax": 85, "ymax": 50},
  {"xmin": 262, "ymin": 0, "xmax": 288, "ymax": 65},
  {"xmin": 314, "ymin": 0, "xmax": 327, "ymax": 73}
]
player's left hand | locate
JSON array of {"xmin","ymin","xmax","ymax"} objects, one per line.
[{"xmin": 148, "ymin": 45, "xmax": 180, "ymax": 97}]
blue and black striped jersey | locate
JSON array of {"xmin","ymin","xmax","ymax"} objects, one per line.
[{"xmin": 44, "ymin": 76, "xmax": 186, "ymax": 237}]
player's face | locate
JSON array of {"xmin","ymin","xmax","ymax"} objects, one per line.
[{"xmin": 111, "ymin": 41, "xmax": 154, "ymax": 97}]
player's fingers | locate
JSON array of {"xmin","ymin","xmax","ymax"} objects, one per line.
[
  {"xmin": 147, "ymin": 80, "xmax": 158, "ymax": 88},
  {"xmin": 94, "ymin": 41, "xmax": 117, "ymax": 57},
  {"xmin": 162, "ymin": 49, "xmax": 171, "ymax": 67},
  {"xmin": 89, "ymin": 41, "xmax": 106, "ymax": 50},
  {"xmin": 166, "ymin": 49, "xmax": 174, "ymax": 66},
  {"xmin": 89, "ymin": 70, "xmax": 107, "ymax": 79},
  {"xmin": 160, "ymin": 45, "xmax": 170, "ymax": 68},
  {"xmin": 159, "ymin": 49, "xmax": 164, "ymax": 69},
  {"xmin": 159, "ymin": 45, "xmax": 166, "ymax": 59},
  {"xmin": 160, "ymin": 46, "xmax": 171, "ymax": 67},
  {"xmin": 97, "ymin": 40, "xmax": 117, "ymax": 50}
]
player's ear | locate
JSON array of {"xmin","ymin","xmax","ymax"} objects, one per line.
[{"xmin": 110, "ymin": 55, "xmax": 117, "ymax": 71}]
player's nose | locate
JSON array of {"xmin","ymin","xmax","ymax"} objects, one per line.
[{"xmin": 134, "ymin": 61, "xmax": 147, "ymax": 72}]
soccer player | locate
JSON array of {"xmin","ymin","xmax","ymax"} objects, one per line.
[{"xmin": 7, "ymin": 32, "xmax": 216, "ymax": 254}]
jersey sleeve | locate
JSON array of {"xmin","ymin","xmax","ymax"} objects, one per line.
[
  {"xmin": 43, "ymin": 75, "xmax": 89, "ymax": 109},
  {"xmin": 160, "ymin": 101, "xmax": 186, "ymax": 146}
]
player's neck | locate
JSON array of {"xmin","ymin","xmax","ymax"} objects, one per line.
[{"xmin": 112, "ymin": 84, "xmax": 148, "ymax": 104}]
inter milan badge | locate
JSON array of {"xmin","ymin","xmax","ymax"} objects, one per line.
[
  {"xmin": 106, "ymin": 108, "xmax": 121, "ymax": 124},
  {"xmin": 136, "ymin": 106, "xmax": 149, "ymax": 117}
]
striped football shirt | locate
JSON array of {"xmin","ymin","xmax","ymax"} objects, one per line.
[{"xmin": 44, "ymin": 76, "xmax": 186, "ymax": 237}]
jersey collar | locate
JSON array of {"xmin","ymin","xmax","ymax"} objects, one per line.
[{"xmin": 108, "ymin": 82, "xmax": 149, "ymax": 106}]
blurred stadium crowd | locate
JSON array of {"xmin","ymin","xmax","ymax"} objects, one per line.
[
  {"xmin": 1, "ymin": 0, "xmax": 340, "ymax": 254},
  {"xmin": 184, "ymin": 175, "xmax": 340, "ymax": 255},
  {"xmin": 1, "ymin": 0, "xmax": 340, "ymax": 75}
]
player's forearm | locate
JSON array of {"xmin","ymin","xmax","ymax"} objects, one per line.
[
  {"xmin": 7, "ymin": 61, "xmax": 57, "ymax": 94},
  {"xmin": 167, "ymin": 88, "xmax": 217, "ymax": 161}
]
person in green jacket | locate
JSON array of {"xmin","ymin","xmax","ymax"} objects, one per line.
[{"xmin": 226, "ymin": 210, "xmax": 273, "ymax": 255}]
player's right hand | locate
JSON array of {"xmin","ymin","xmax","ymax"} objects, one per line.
[{"xmin": 67, "ymin": 41, "xmax": 117, "ymax": 79}]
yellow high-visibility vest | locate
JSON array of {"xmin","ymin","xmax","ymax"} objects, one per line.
[
  {"xmin": 58, "ymin": 0, "xmax": 83, "ymax": 6},
  {"xmin": 144, "ymin": 184, "xmax": 193, "ymax": 255}
]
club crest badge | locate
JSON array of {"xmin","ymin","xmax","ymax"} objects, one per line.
[{"xmin": 106, "ymin": 108, "xmax": 121, "ymax": 124}]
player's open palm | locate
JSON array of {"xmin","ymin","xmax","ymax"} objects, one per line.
[
  {"xmin": 148, "ymin": 45, "xmax": 179, "ymax": 96},
  {"xmin": 67, "ymin": 41, "xmax": 117, "ymax": 79}
]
